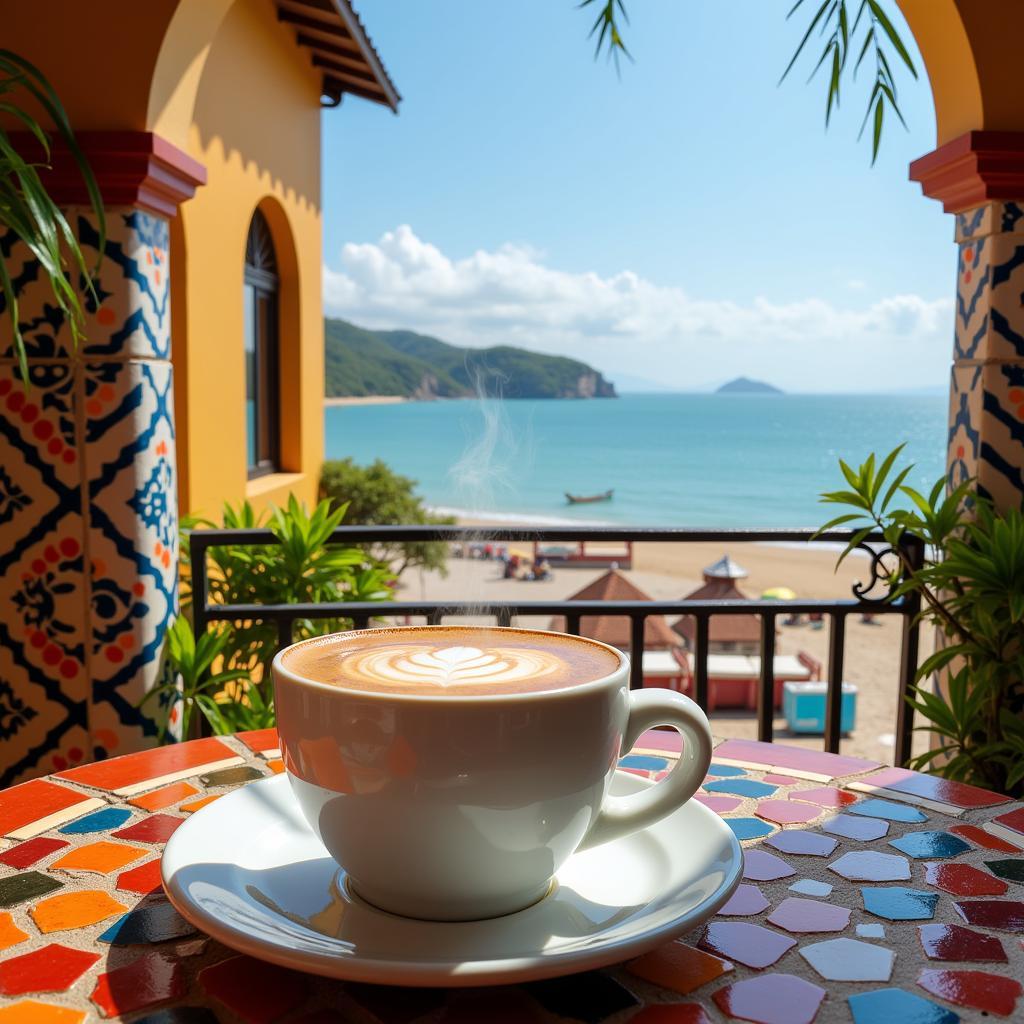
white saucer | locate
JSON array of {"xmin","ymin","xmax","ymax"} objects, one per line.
[{"xmin": 162, "ymin": 770, "xmax": 742, "ymax": 987}]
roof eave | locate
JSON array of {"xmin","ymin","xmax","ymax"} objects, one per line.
[{"xmin": 330, "ymin": 0, "xmax": 400, "ymax": 112}]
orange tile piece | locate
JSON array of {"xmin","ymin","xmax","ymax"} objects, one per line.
[
  {"xmin": 117, "ymin": 858, "xmax": 164, "ymax": 895},
  {"xmin": 0, "ymin": 913, "xmax": 28, "ymax": 951},
  {"xmin": 266, "ymin": 759, "xmax": 285, "ymax": 775},
  {"xmin": 627, "ymin": 940, "xmax": 734, "ymax": 996},
  {"xmin": 51, "ymin": 841, "xmax": 148, "ymax": 875},
  {"xmin": 0, "ymin": 1002, "xmax": 85, "ymax": 1024},
  {"xmin": 128, "ymin": 781, "xmax": 199, "ymax": 812},
  {"xmin": 0, "ymin": 780, "xmax": 90, "ymax": 837},
  {"xmin": 180, "ymin": 794, "xmax": 222, "ymax": 813},
  {"xmin": 55, "ymin": 737, "xmax": 235, "ymax": 792},
  {"xmin": 237, "ymin": 728, "xmax": 279, "ymax": 753},
  {"xmin": 30, "ymin": 890, "xmax": 126, "ymax": 933}
]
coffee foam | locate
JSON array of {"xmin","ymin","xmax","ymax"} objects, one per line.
[{"xmin": 281, "ymin": 627, "xmax": 621, "ymax": 696}]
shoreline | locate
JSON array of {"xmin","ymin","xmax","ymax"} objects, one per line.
[{"xmin": 324, "ymin": 395, "xmax": 408, "ymax": 407}]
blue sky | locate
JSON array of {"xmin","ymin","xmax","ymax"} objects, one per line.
[{"xmin": 320, "ymin": 1, "xmax": 952, "ymax": 392}]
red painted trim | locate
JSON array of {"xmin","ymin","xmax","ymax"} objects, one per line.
[
  {"xmin": 22, "ymin": 131, "xmax": 207, "ymax": 219},
  {"xmin": 910, "ymin": 131, "xmax": 1024, "ymax": 213}
]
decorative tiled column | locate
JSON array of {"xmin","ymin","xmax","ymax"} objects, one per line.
[
  {"xmin": 911, "ymin": 132, "xmax": 1024, "ymax": 510},
  {"xmin": 0, "ymin": 134, "xmax": 205, "ymax": 785}
]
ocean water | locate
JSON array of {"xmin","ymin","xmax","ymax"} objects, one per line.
[{"xmin": 323, "ymin": 393, "xmax": 947, "ymax": 528}]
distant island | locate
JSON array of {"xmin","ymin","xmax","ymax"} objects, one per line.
[
  {"xmin": 324, "ymin": 318, "xmax": 617, "ymax": 400},
  {"xmin": 715, "ymin": 376, "xmax": 784, "ymax": 395}
]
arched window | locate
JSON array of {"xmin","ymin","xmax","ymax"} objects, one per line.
[{"xmin": 244, "ymin": 209, "xmax": 279, "ymax": 477}]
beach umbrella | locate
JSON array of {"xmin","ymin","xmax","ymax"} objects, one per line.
[{"xmin": 762, "ymin": 586, "xmax": 797, "ymax": 601}]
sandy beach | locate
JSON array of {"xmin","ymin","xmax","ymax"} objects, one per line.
[
  {"xmin": 402, "ymin": 528, "xmax": 934, "ymax": 766},
  {"xmin": 324, "ymin": 395, "xmax": 408, "ymax": 407}
]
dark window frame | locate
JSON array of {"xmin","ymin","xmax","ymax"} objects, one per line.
[{"xmin": 244, "ymin": 210, "xmax": 280, "ymax": 479}]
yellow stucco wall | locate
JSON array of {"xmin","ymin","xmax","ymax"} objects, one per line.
[{"xmin": 170, "ymin": 0, "xmax": 324, "ymax": 517}]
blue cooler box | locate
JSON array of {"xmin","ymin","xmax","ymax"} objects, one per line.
[{"xmin": 783, "ymin": 681, "xmax": 857, "ymax": 734}]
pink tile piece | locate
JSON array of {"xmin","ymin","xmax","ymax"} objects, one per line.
[
  {"xmin": 712, "ymin": 973, "xmax": 825, "ymax": 1024},
  {"xmin": 858, "ymin": 767, "xmax": 1010, "ymax": 809},
  {"xmin": 742, "ymin": 849, "xmax": 795, "ymax": 881},
  {"xmin": 699, "ymin": 921, "xmax": 797, "ymax": 970},
  {"xmin": 992, "ymin": 806, "xmax": 1024, "ymax": 836},
  {"xmin": 638, "ymin": 729, "xmax": 683, "ymax": 754},
  {"xmin": 712, "ymin": 739, "xmax": 879, "ymax": 780},
  {"xmin": 694, "ymin": 795, "xmax": 742, "ymax": 814},
  {"xmin": 925, "ymin": 862, "xmax": 1009, "ymax": 897},
  {"xmin": 763, "ymin": 774, "xmax": 800, "ymax": 785},
  {"xmin": 918, "ymin": 923, "xmax": 1007, "ymax": 962},
  {"xmin": 717, "ymin": 884, "xmax": 770, "ymax": 917},
  {"xmin": 765, "ymin": 830, "xmax": 838, "ymax": 857},
  {"xmin": 756, "ymin": 799, "xmax": 821, "ymax": 825},
  {"xmin": 821, "ymin": 813, "xmax": 888, "ymax": 841},
  {"xmin": 917, "ymin": 968, "xmax": 1022, "ymax": 1017},
  {"xmin": 767, "ymin": 897, "xmax": 851, "ymax": 934},
  {"xmin": 789, "ymin": 786, "xmax": 859, "ymax": 809},
  {"xmin": 953, "ymin": 899, "xmax": 1024, "ymax": 932}
]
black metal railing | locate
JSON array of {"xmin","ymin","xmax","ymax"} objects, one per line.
[{"xmin": 189, "ymin": 526, "xmax": 925, "ymax": 765}]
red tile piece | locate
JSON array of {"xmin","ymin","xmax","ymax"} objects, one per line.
[
  {"xmin": 699, "ymin": 921, "xmax": 797, "ymax": 969},
  {"xmin": 712, "ymin": 739, "xmax": 878, "ymax": 780},
  {"xmin": 90, "ymin": 952, "xmax": 184, "ymax": 1017},
  {"xmin": 712, "ymin": 973, "xmax": 826, "ymax": 1024},
  {"xmin": 925, "ymin": 862, "xmax": 1009, "ymax": 897},
  {"xmin": 767, "ymin": 897, "xmax": 851, "ymax": 934},
  {"xmin": 917, "ymin": 968, "xmax": 1022, "ymax": 1017},
  {"xmin": 57, "ymin": 737, "xmax": 234, "ymax": 792},
  {"xmin": 950, "ymin": 824, "xmax": 1022, "ymax": 853},
  {"xmin": 743, "ymin": 849, "xmax": 795, "ymax": 881},
  {"xmin": 756, "ymin": 799, "xmax": 821, "ymax": 825},
  {"xmin": 626, "ymin": 1008, "xmax": 713, "ymax": 1024},
  {"xmin": 110, "ymin": 814, "xmax": 182, "ymax": 844},
  {"xmin": 694, "ymin": 795, "xmax": 742, "ymax": 814},
  {"xmin": 789, "ymin": 786, "xmax": 858, "ymax": 809},
  {"xmin": 0, "ymin": 781, "xmax": 90, "ymax": 837},
  {"xmin": 236, "ymin": 728, "xmax": 279, "ymax": 753},
  {"xmin": 0, "ymin": 944, "xmax": 100, "ymax": 996},
  {"xmin": 639, "ymin": 728, "xmax": 683, "ymax": 754},
  {"xmin": 918, "ymin": 923, "xmax": 1007, "ymax": 962},
  {"xmin": 718, "ymin": 884, "xmax": 770, "ymax": 917},
  {"xmin": 858, "ymin": 767, "xmax": 1009, "ymax": 809},
  {"xmin": 199, "ymin": 955, "xmax": 308, "ymax": 1024},
  {"xmin": 116, "ymin": 858, "xmax": 164, "ymax": 895},
  {"xmin": 0, "ymin": 839, "xmax": 69, "ymax": 870},
  {"xmin": 992, "ymin": 806, "xmax": 1024, "ymax": 836},
  {"xmin": 953, "ymin": 899, "xmax": 1024, "ymax": 932}
]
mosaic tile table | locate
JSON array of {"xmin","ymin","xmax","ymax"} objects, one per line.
[{"xmin": 0, "ymin": 731, "xmax": 1022, "ymax": 1024}]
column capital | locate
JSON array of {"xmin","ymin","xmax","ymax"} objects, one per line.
[
  {"xmin": 33, "ymin": 131, "xmax": 206, "ymax": 219},
  {"xmin": 910, "ymin": 131, "xmax": 1024, "ymax": 214}
]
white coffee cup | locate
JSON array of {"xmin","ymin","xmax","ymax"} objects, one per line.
[{"xmin": 273, "ymin": 625, "xmax": 712, "ymax": 921}]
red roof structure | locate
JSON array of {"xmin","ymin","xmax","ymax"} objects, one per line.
[
  {"xmin": 673, "ymin": 554, "xmax": 763, "ymax": 649},
  {"xmin": 549, "ymin": 569, "xmax": 679, "ymax": 651}
]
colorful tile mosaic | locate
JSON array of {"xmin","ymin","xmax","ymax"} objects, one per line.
[
  {"xmin": 693, "ymin": 795, "xmax": 742, "ymax": 814},
  {"xmin": 828, "ymin": 851, "xmax": 911, "ymax": 882},
  {"xmin": 799, "ymin": 937, "xmax": 894, "ymax": 981},
  {"xmin": 848, "ymin": 799, "xmax": 928, "ymax": 823},
  {"xmin": 767, "ymin": 897, "xmax": 851, "ymax": 934},
  {"xmin": 822, "ymin": 814, "xmax": 889, "ymax": 841},
  {"xmin": 890, "ymin": 831, "xmax": 972, "ymax": 859},
  {"xmin": 851, "ymin": 767, "xmax": 1009, "ymax": 810},
  {"xmin": 111, "ymin": 813, "xmax": 183, "ymax": 844},
  {"xmin": 0, "ymin": 943, "xmax": 100, "ymax": 996},
  {"xmin": 717, "ymin": 884, "xmax": 769, "ymax": 916},
  {"xmin": 30, "ymin": 890, "xmax": 126, "ymax": 933},
  {"xmin": 952, "ymin": 898, "xmax": 1024, "ymax": 931},
  {"xmin": 726, "ymin": 818, "xmax": 775, "ymax": 841},
  {"xmin": 711, "ymin": 739, "xmax": 879, "ymax": 781},
  {"xmin": 925, "ymin": 862, "xmax": 1008, "ymax": 896},
  {"xmin": 918, "ymin": 923, "xmax": 1008, "ymax": 962},
  {"xmin": 991, "ymin": 806, "xmax": 1024, "ymax": 836},
  {"xmin": 742, "ymin": 849, "xmax": 795, "ymax": 881},
  {"xmin": 57, "ymin": 808, "xmax": 132, "ymax": 834},
  {"xmin": 626, "ymin": 941, "xmax": 734, "ymax": 995},
  {"xmin": 0, "ymin": 838, "xmax": 68, "ymax": 869},
  {"xmin": 50, "ymin": 840, "xmax": 148, "ymax": 874},
  {"xmin": 765, "ymin": 830, "xmax": 837, "ymax": 857},
  {"xmin": 98, "ymin": 902, "xmax": 196, "ymax": 945},
  {"xmin": 0, "ymin": 780, "xmax": 103, "ymax": 840},
  {"xmin": 90, "ymin": 951, "xmax": 185, "ymax": 1017},
  {"xmin": 755, "ymin": 799, "xmax": 820, "ymax": 825},
  {"xmin": 948, "ymin": 823, "xmax": 1020, "ymax": 852},
  {"xmin": 788, "ymin": 786, "xmax": 858, "ymax": 809},
  {"xmin": 115, "ymin": 858, "xmax": 164, "ymax": 895},
  {"xmin": 699, "ymin": 922, "xmax": 797, "ymax": 969},
  {"xmin": 862, "ymin": 887, "xmax": 940, "ymax": 921},
  {"xmin": 917, "ymin": 967, "xmax": 1022, "ymax": 1017},
  {"xmin": 711, "ymin": 973, "xmax": 825, "ymax": 1024},
  {"xmin": 848, "ymin": 988, "xmax": 958, "ymax": 1024},
  {"xmin": 703, "ymin": 779, "xmax": 777, "ymax": 798},
  {"xmin": 237, "ymin": 728, "xmax": 279, "ymax": 754}
]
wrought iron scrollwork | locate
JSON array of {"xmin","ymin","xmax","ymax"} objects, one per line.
[{"xmin": 851, "ymin": 541, "xmax": 904, "ymax": 606}]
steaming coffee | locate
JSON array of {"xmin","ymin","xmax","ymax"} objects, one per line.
[{"xmin": 281, "ymin": 625, "xmax": 620, "ymax": 696}]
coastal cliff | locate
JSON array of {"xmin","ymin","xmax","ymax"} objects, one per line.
[{"xmin": 325, "ymin": 318, "xmax": 617, "ymax": 400}]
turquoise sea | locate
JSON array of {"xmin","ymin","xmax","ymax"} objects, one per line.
[{"xmin": 324, "ymin": 394, "xmax": 947, "ymax": 528}]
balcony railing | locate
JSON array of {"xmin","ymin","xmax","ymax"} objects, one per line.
[{"xmin": 189, "ymin": 526, "xmax": 925, "ymax": 766}]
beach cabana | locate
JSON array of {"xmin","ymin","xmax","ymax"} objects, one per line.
[{"xmin": 673, "ymin": 554, "xmax": 765, "ymax": 657}]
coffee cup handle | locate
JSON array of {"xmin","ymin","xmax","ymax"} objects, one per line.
[{"xmin": 579, "ymin": 688, "xmax": 713, "ymax": 850}]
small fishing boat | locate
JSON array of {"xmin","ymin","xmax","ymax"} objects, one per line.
[{"xmin": 565, "ymin": 489, "xmax": 614, "ymax": 505}]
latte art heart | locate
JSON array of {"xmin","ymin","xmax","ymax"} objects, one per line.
[{"xmin": 340, "ymin": 644, "xmax": 567, "ymax": 688}]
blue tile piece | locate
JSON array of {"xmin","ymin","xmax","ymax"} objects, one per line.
[
  {"xmin": 848, "ymin": 799, "xmax": 928, "ymax": 823},
  {"xmin": 726, "ymin": 818, "xmax": 776, "ymax": 841},
  {"xmin": 862, "ymin": 886, "xmax": 940, "ymax": 921},
  {"xmin": 889, "ymin": 831, "xmax": 972, "ymax": 859},
  {"xmin": 98, "ymin": 902, "xmax": 197, "ymax": 944},
  {"xmin": 58, "ymin": 807, "xmax": 132, "ymax": 834},
  {"xmin": 822, "ymin": 814, "xmax": 889, "ymax": 841},
  {"xmin": 704, "ymin": 778, "xmax": 777, "ymax": 798},
  {"xmin": 707, "ymin": 763, "xmax": 748, "ymax": 777},
  {"xmin": 849, "ymin": 988, "xmax": 959, "ymax": 1024},
  {"xmin": 619, "ymin": 754, "xmax": 668, "ymax": 771}
]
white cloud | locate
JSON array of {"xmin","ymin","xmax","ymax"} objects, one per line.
[{"xmin": 323, "ymin": 225, "xmax": 952, "ymax": 392}]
